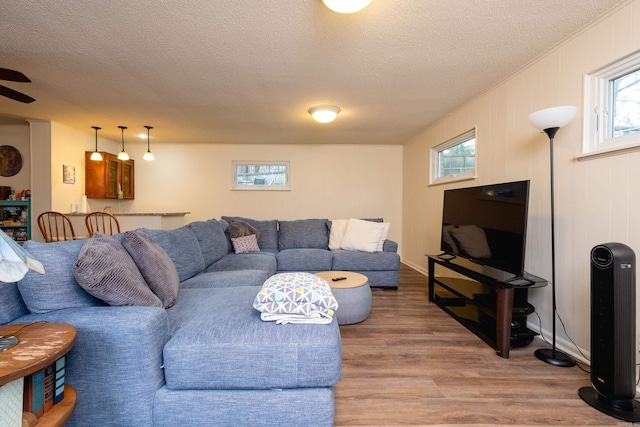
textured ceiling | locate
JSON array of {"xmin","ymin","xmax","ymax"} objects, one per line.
[{"xmin": 0, "ymin": 0, "xmax": 627, "ymax": 145}]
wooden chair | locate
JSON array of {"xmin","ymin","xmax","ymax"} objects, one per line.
[
  {"xmin": 37, "ymin": 211, "xmax": 77, "ymax": 242},
  {"xmin": 85, "ymin": 211, "xmax": 121, "ymax": 237}
]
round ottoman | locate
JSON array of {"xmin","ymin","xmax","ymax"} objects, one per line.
[{"xmin": 314, "ymin": 271, "xmax": 371, "ymax": 325}]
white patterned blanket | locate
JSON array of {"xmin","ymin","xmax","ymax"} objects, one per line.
[{"xmin": 253, "ymin": 272, "xmax": 339, "ymax": 324}]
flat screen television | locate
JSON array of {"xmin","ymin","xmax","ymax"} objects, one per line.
[{"xmin": 440, "ymin": 180, "xmax": 530, "ymax": 277}]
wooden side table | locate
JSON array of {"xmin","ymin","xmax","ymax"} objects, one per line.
[{"xmin": 0, "ymin": 322, "xmax": 76, "ymax": 427}]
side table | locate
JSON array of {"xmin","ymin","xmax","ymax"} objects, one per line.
[
  {"xmin": 0, "ymin": 322, "xmax": 77, "ymax": 427},
  {"xmin": 314, "ymin": 271, "xmax": 372, "ymax": 325}
]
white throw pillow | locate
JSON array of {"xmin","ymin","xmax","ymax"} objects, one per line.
[
  {"xmin": 340, "ymin": 218, "xmax": 386, "ymax": 253},
  {"xmin": 376, "ymin": 222, "xmax": 391, "ymax": 251},
  {"xmin": 328, "ymin": 219, "xmax": 349, "ymax": 250}
]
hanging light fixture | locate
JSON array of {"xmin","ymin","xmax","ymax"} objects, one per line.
[
  {"xmin": 308, "ymin": 105, "xmax": 341, "ymax": 123},
  {"xmin": 90, "ymin": 126, "xmax": 103, "ymax": 161},
  {"xmin": 143, "ymin": 126, "xmax": 154, "ymax": 161},
  {"xmin": 322, "ymin": 0, "xmax": 372, "ymax": 13},
  {"xmin": 117, "ymin": 126, "xmax": 129, "ymax": 160}
]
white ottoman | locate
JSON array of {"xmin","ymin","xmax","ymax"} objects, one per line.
[{"xmin": 314, "ymin": 271, "xmax": 371, "ymax": 325}]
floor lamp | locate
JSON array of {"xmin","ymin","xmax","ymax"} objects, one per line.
[
  {"xmin": 528, "ymin": 105, "xmax": 577, "ymax": 367},
  {"xmin": 0, "ymin": 229, "xmax": 45, "ymax": 352}
]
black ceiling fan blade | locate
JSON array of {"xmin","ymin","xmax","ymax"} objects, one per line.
[
  {"xmin": 0, "ymin": 68, "xmax": 31, "ymax": 83},
  {"xmin": 0, "ymin": 85, "xmax": 35, "ymax": 103}
]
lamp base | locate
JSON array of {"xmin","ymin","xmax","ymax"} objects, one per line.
[
  {"xmin": 535, "ymin": 347, "xmax": 576, "ymax": 367},
  {"xmin": 0, "ymin": 335, "xmax": 19, "ymax": 352}
]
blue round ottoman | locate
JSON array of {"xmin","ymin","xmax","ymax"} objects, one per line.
[{"xmin": 314, "ymin": 271, "xmax": 371, "ymax": 325}]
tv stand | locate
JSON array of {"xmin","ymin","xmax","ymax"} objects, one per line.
[{"xmin": 427, "ymin": 255, "xmax": 547, "ymax": 358}]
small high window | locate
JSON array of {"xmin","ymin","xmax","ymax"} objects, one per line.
[
  {"xmin": 582, "ymin": 50, "xmax": 640, "ymax": 158},
  {"xmin": 430, "ymin": 128, "xmax": 476, "ymax": 185},
  {"xmin": 232, "ymin": 161, "xmax": 290, "ymax": 190}
]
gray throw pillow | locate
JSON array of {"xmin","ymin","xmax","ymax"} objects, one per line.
[
  {"xmin": 121, "ymin": 230, "xmax": 180, "ymax": 308},
  {"xmin": 73, "ymin": 233, "xmax": 163, "ymax": 307},
  {"xmin": 225, "ymin": 220, "xmax": 261, "ymax": 240}
]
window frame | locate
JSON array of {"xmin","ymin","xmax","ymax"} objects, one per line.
[
  {"xmin": 231, "ymin": 160, "xmax": 290, "ymax": 191},
  {"xmin": 429, "ymin": 127, "xmax": 477, "ymax": 186},
  {"xmin": 581, "ymin": 50, "xmax": 640, "ymax": 160}
]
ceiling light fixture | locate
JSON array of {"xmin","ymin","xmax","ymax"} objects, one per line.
[
  {"xmin": 90, "ymin": 126, "xmax": 103, "ymax": 161},
  {"xmin": 322, "ymin": 0, "xmax": 372, "ymax": 13},
  {"xmin": 309, "ymin": 105, "xmax": 341, "ymax": 123},
  {"xmin": 143, "ymin": 126, "xmax": 155, "ymax": 161},
  {"xmin": 117, "ymin": 126, "xmax": 129, "ymax": 161}
]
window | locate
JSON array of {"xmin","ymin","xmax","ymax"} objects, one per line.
[
  {"xmin": 582, "ymin": 50, "xmax": 640, "ymax": 158},
  {"xmin": 231, "ymin": 161, "xmax": 289, "ymax": 190},
  {"xmin": 430, "ymin": 128, "xmax": 476, "ymax": 185}
]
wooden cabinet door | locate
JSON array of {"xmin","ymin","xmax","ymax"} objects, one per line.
[
  {"xmin": 105, "ymin": 153, "xmax": 121, "ymax": 199},
  {"xmin": 121, "ymin": 159, "xmax": 134, "ymax": 199}
]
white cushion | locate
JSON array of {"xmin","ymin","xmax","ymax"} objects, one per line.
[
  {"xmin": 376, "ymin": 222, "xmax": 391, "ymax": 251},
  {"xmin": 340, "ymin": 218, "xmax": 387, "ymax": 253},
  {"xmin": 328, "ymin": 219, "xmax": 349, "ymax": 250}
]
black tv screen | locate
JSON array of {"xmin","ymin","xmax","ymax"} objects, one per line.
[{"xmin": 440, "ymin": 180, "xmax": 530, "ymax": 276}]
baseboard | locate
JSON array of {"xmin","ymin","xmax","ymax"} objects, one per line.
[{"xmin": 401, "ymin": 259, "xmax": 428, "ymax": 277}]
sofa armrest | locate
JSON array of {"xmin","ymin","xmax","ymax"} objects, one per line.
[
  {"xmin": 15, "ymin": 306, "xmax": 170, "ymax": 427},
  {"xmin": 383, "ymin": 239, "xmax": 398, "ymax": 253}
]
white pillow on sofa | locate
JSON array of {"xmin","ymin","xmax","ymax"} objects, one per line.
[
  {"xmin": 328, "ymin": 219, "xmax": 349, "ymax": 250},
  {"xmin": 340, "ymin": 218, "xmax": 389, "ymax": 253}
]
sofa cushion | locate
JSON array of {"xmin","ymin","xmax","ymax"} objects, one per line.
[
  {"xmin": 328, "ymin": 219, "xmax": 349, "ymax": 250},
  {"xmin": 231, "ymin": 234, "xmax": 260, "ymax": 254},
  {"xmin": 180, "ymin": 270, "xmax": 270, "ymax": 289},
  {"xmin": 276, "ymin": 248, "xmax": 333, "ymax": 271},
  {"xmin": 140, "ymin": 227, "xmax": 205, "ymax": 282},
  {"xmin": 187, "ymin": 219, "xmax": 229, "ymax": 267},
  {"xmin": 340, "ymin": 218, "xmax": 388, "ymax": 253},
  {"xmin": 332, "ymin": 249, "xmax": 401, "ymax": 271},
  {"xmin": 206, "ymin": 252, "xmax": 277, "ymax": 276},
  {"xmin": 278, "ymin": 219, "xmax": 329, "ymax": 250},
  {"xmin": 221, "ymin": 216, "xmax": 278, "ymax": 250},
  {"xmin": 163, "ymin": 287, "xmax": 342, "ymax": 390},
  {"xmin": 121, "ymin": 230, "xmax": 180, "ymax": 308},
  {"xmin": 18, "ymin": 239, "xmax": 103, "ymax": 314},
  {"xmin": 73, "ymin": 233, "xmax": 163, "ymax": 307},
  {"xmin": 0, "ymin": 282, "xmax": 29, "ymax": 323}
]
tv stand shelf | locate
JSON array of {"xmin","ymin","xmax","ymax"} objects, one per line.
[{"xmin": 427, "ymin": 255, "xmax": 546, "ymax": 358}]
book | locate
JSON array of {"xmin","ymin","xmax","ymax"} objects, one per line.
[
  {"xmin": 54, "ymin": 356, "xmax": 66, "ymax": 405},
  {"xmin": 43, "ymin": 363, "xmax": 55, "ymax": 412},
  {"xmin": 23, "ymin": 369, "xmax": 45, "ymax": 417}
]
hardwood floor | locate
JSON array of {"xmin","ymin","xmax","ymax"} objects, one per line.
[{"xmin": 333, "ymin": 263, "xmax": 632, "ymax": 427}]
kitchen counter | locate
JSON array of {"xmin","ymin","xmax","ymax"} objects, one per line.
[{"xmin": 66, "ymin": 212, "xmax": 191, "ymax": 234}]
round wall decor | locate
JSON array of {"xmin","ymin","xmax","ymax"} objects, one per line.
[{"xmin": 0, "ymin": 145, "xmax": 23, "ymax": 177}]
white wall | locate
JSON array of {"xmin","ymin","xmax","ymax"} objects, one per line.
[{"xmin": 402, "ymin": 0, "xmax": 640, "ymax": 360}]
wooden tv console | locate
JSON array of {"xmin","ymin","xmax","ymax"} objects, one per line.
[{"xmin": 427, "ymin": 255, "xmax": 547, "ymax": 358}]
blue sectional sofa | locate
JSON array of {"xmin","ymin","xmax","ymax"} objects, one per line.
[{"xmin": 0, "ymin": 217, "xmax": 400, "ymax": 426}]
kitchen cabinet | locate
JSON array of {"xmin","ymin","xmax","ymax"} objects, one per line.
[{"xmin": 85, "ymin": 152, "xmax": 134, "ymax": 199}]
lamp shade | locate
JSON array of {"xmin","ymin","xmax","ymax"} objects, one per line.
[
  {"xmin": 528, "ymin": 105, "xmax": 577, "ymax": 131},
  {"xmin": 322, "ymin": 0, "xmax": 372, "ymax": 13},
  {"xmin": 309, "ymin": 105, "xmax": 341, "ymax": 123},
  {"xmin": 0, "ymin": 229, "xmax": 44, "ymax": 282}
]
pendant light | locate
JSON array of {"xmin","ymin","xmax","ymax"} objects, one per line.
[
  {"xmin": 143, "ymin": 126, "xmax": 154, "ymax": 161},
  {"xmin": 90, "ymin": 126, "xmax": 103, "ymax": 161},
  {"xmin": 117, "ymin": 126, "xmax": 129, "ymax": 160}
]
